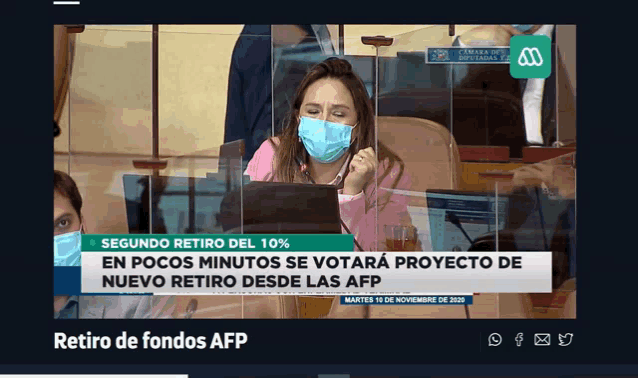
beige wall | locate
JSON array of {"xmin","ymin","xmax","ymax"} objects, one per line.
[
  {"xmin": 54, "ymin": 25, "xmax": 243, "ymax": 234},
  {"xmin": 57, "ymin": 24, "xmax": 576, "ymax": 157},
  {"xmin": 61, "ymin": 27, "xmax": 154, "ymax": 155},
  {"xmin": 159, "ymin": 28, "xmax": 245, "ymax": 155},
  {"xmin": 54, "ymin": 24, "xmax": 502, "ymax": 157},
  {"xmin": 55, "ymin": 25, "xmax": 244, "ymax": 157}
]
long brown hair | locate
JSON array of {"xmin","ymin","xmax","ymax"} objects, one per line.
[{"xmin": 271, "ymin": 58, "xmax": 404, "ymax": 196}]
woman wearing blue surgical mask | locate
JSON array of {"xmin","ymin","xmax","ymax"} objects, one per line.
[{"xmin": 245, "ymin": 58, "xmax": 416, "ymax": 252}]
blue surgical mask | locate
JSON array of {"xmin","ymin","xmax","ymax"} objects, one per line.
[
  {"xmin": 511, "ymin": 24, "xmax": 535, "ymax": 32},
  {"xmin": 298, "ymin": 116, "xmax": 354, "ymax": 163},
  {"xmin": 54, "ymin": 229, "xmax": 82, "ymax": 267}
]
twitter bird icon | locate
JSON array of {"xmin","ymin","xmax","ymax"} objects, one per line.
[{"xmin": 558, "ymin": 333, "xmax": 573, "ymax": 346}]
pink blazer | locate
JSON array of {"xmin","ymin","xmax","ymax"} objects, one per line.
[{"xmin": 245, "ymin": 138, "xmax": 415, "ymax": 251}]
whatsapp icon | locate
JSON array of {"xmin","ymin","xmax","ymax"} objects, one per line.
[{"xmin": 488, "ymin": 333, "xmax": 502, "ymax": 347}]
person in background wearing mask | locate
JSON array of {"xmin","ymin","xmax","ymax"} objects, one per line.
[
  {"xmin": 54, "ymin": 170, "xmax": 158, "ymax": 319},
  {"xmin": 54, "ymin": 170, "xmax": 85, "ymax": 318}
]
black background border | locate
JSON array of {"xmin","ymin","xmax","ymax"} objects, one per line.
[{"xmin": 2, "ymin": 1, "xmax": 632, "ymax": 368}]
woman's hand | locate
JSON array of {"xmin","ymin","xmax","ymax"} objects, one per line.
[{"xmin": 343, "ymin": 147, "xmax": 377, "ymax": 195}]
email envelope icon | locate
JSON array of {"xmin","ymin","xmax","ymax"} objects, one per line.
[{"xmin": 534, "ymin": 333, "xmax": 551, "ymax": 346}]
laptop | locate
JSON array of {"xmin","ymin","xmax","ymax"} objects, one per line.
[
  {"xmin": 425, "ymin": 189, "xmax": 509, "ymax": 252},
  {"xmin": 219, "ymin": 182, "xmax": 342, "ymax": 234},
  {"xmin": 426, "ymin": 188, "xmax": 575, "ymax": 254},
  {"xmin": 123, "ymin": 176, "xmax": 342, "ymax": 235}
]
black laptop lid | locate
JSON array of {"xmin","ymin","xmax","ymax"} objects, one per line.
[{"xmin": 219, "ymin": 182, "xmax": 342, "ymax": 234}]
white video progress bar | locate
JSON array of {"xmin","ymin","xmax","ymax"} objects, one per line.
[{"xmin": 53, "ymin": 1, "xmax": 80, "ymax": 4}]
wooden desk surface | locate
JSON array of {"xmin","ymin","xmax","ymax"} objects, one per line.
[
  {"xmin": 460, "ymin": 161, "xmax": 524, "ymax": 192},
  {"xmin": 298, "ymin": 296, "xmax": 335, "ymax": 318}
]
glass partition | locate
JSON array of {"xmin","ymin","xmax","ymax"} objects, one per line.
[
  {"xmin": 271, "ymin": 29, "xmax": 374, "ymax": 317},
  {"xmin": 370, "ymin": 27, "xmax": 454, "ymax": 252},
  {"xmin": 158, "ymin": 26, "xmax": 259, "ymax": 157},
  {"xmin": 499, "ymin": 153, "xmax": 576, "ymax": 272},
  {"xmin": 378, "ymin": 25, "xmax": 516, "ymax": 156},
  {"xmin": 375, "ymin": 24, "xmax": 570, "ymax": 157},
  {"xmin": 68, "ymin": 26, "xmax": 153, "ymax": 155},
  {"xmin": 64, "ymin": 25, "xmax": 249, "ymax": 235},
  {"xmin": 58, "ymin": 25, "xmax": 251, "ymax": 318},
  {"xmin": 65, "ymin": 150, "xmax": 243, "ymax": 240},
  {"xmin": 370, "ymin": 24, "xmax": 575, "ymax": 318},
  {"xmin": 121, "ymin": 155, "xmax": 244, "ymax": 235},
  {"xmin": 272, "ymin": 25, "xmax": 339, "ymax": 136},
  {"xmin": 496, "ymin": 161, "xmax": 575, "ymax": 318}
]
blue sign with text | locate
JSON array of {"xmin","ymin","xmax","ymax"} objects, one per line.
[{"xmin": 426, "ymin": 48, "xmax": 510, "ymax": 64}]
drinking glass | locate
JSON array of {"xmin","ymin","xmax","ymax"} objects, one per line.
[{"xmin": 384, "ymin": 225, "xmax": 419, "ymax": 251}]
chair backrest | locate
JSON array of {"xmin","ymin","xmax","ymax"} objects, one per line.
[{"xmin": 377, "ymin": 116, "xmax": 461, "ymax": 191}]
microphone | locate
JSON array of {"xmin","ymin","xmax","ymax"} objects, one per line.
[
  {"xmin": 446, "ymin": 212, "xmax": 474, "ymax": 248},
  {"xmin": 297, "ymin": 156, "xmax": 365, "ymax": 252}
]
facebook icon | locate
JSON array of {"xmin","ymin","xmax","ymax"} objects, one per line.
[{"xmin": 516, "ymin": 333, "xmax": 524, "ymax": 347}]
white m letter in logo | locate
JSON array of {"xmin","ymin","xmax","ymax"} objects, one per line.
[{"xmin": 518, "ymin": 47, "xmax": 543, "ymax": 66}]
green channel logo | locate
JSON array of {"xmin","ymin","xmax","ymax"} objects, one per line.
[{"xmin": 510, "ymin": 35, "xmax": 551, "ymax": 79}]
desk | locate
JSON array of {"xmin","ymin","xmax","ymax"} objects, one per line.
[
  {"xmin": 460, "ymin": 162, "xmax": 522, "ymax": 192},
  {"xmin": 298, "ymin": 296, "xmax": 335, "ymax": 318},
  {"xmin": 458, "ymin": 146, "xmax": 575, "ymax": 192}
]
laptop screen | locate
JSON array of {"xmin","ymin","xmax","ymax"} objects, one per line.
[
  {"xmin": 219, "ymin": 182, "xmax": 342, "ymax": 234},
  {"xmin": 123, "ymin": 176, "xmax": 342, "ymax": 235},
  {"xmin": 123, "ymin": 174, "xmax": 249, "ymax": 235},
  {"xmin": 426, "ymin": 190, "xmax": 508, "ymax": 251}
]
